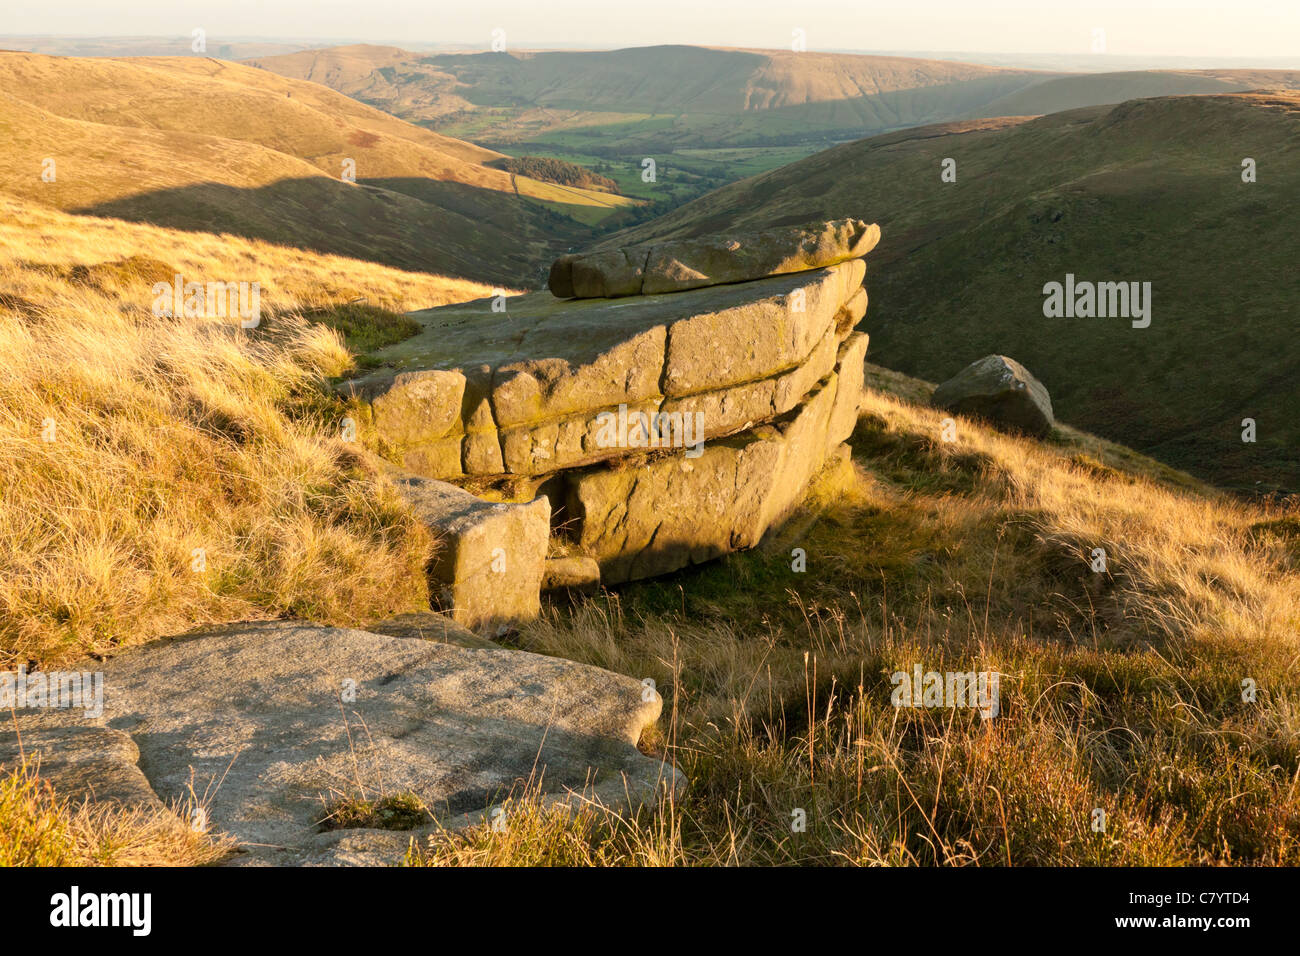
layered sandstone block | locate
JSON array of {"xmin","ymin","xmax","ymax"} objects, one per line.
[
  {"xmin": 568, "ymin": 368, "xmax": 863, "ymax": 583},
  {"xmin": 341, "ymin": 259, "xmax": 867, "ymax": 480},
  {"xmin": 346, "ymin": 219, "xmax": 880, "ymax": 608}
]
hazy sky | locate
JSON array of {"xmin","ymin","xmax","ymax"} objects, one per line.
[{"xmin": 4, "ymin": 0, "xmax": 1298, "ymax": 58}]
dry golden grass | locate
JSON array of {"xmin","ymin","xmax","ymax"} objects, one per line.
[
  {"xmin": 0, "ymin": 761, "xmax": 230, "ymax": 866},
  {"xmin": 405, "ymin": 780, "xmax": 682, "ymax": 867},
  {"xmin": 0, "ymin": 50, "xmax": 629, "ymax": 277},
  {"xmin": 0, "ymin": 198, "xmax": 507, "ymax": 668},
  {"xmin": 4, "ymin": 193, "xmax": 1297, "ymax": 866},
  {"xmin": 0, "ymin": 199, "xmax": 500, "ymax": 864},
  {"xmin": 0, "ymin": 195, "xmax": 499, "ymax": 315}
]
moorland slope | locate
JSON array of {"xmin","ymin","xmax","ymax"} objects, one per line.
[
  {"xmin": 0, "ymin": 52, "xmax": 635, "ymax": 283},
  {"xmin": 606, "ymin": 93, "xmax": 1300, "ymax": 492}
]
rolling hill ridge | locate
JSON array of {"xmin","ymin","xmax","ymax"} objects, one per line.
[
  {"xmin": 247, "ymin": 43, "xmax": 1057, "ymax": 148},
  {"xmin": 0, "ymin": 52, "xmax": 636, "ymax": 284}
]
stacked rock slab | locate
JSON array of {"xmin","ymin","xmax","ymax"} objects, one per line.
[
  {"xmin": 549, "ymin": 218, "xmax": 880, "ymax": 298},
  {"xmin": 341, "ymin": 219, "xmax": 880, "ymax": 619}
]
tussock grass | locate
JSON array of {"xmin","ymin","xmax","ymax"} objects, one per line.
[
  {"xmin": 472, "ymin": 368, "xmax": 1300, "ymax": 866},
  {"xmin": 0, "ymin": 195, "xmax": 499, "ymax": 315},
  {"xmin": 4, "ymin": 194, "xmax": 1296, "ymax": 866},
  {"xmin": 0, "ymin": 200, "xmax": 501, "ymax": 863},
  {"xmin": 405, "ymin": 779, "xmax": 682, "ymax": 867},
  {"xmin": 0, "ymin": 762, "xmax": 229, "ymax": 866},
  {"xmin": 0, "ymin": 198, "xmax": 501, "ymax": 669},
  {"xmin": 319, "ymin": 792, "xmax": 434, "ymax": 832}
]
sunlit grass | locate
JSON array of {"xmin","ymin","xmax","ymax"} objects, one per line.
[
  {"xmin": 0, "ymin": 198, "xmax": 490, "ymax": 668},
  {"xmin": 0, "ymin": 760, "xmax": 230, "ymax": 867}
]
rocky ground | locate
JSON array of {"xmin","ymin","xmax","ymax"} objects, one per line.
[{"xmin": 3, "ymin": 618, "xmax": 676, "ymax": 865}]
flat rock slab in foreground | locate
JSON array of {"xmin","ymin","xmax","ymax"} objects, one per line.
[
  {"xmin": 1, "ymin": 621, "xmax": 677, "ymax": 866},
  {"xmin": 0, "ymin": 712, "xmax": 168, "ymax": 813}
]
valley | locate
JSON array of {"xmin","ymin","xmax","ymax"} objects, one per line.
[
  {"xmin": 247, "ymin": 43, "xmax": 1300, "ymax": 225},
  {"xmin": 0, "ymin": 51, "xmax": 633, "ymax": 284}
]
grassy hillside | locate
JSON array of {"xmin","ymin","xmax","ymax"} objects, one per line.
[
  {"xmin": 241, "ymin": 43, "xmax": 419, "ymax": 92},
  {"xmin": 7, "ymin": 200, "xmax": 1298, "ymax": 862},
  {"xmin": 0, "ymin": 194, "xmax": 509, "ymax": 669},
  {"xmin": 416, "ymin": 363, "xmax": 1300, "ymax": 866},
  {"xmin": 0, "ymin": 35, "xmax": 310, "ymax": 59},
  {"xmin": 976, "ymin": 68, "xmax": 1300, "ymax": 117},
  {"xmin": 249, "ymin": 45, "xmax": 1053, "ymax": 137},
  {"xmin": 607, "ymin": 92, "xmax": 1300, "ymax": 493},
  {"xmin": 4, "ymin": 46, "xmax": 1297, "ymax": 867},
  {"xmin": 0, "ymin": 52, "xmax": 635, "ymax": 284}
]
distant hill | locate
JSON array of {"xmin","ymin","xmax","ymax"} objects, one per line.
[
  {"xmin": 242, "ymin": 43, "xmax": 419, "ymax": 91},
  {"xmin": 245, "ymin": 44, "xmax": 1064, "ymax": 214},
  {"xmin": 607, "ymin": 93, "xmax": 1300, "ymax": 493},
  {"xmin": 248, "ymin": 44, "xmax": 1056, "ymax": 147},
  {"xmin": 0, "ymin": 35, "xmax": 310, "ymax": 59},
  {"xmin": 0, "ymin": 52, "xmax": 636, "ymax": 284}
]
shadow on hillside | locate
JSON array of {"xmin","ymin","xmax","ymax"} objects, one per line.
[{"xmin": 74, "ymin": 176, "xmax": 593, "ymax": 288}]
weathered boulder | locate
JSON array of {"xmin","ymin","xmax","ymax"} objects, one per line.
[
  {"xmin": 569, "ymin": 322, "xmax": 867, "ymax": 585},
  {"xmin": 344, "ymin": 218, "xmax": 879, "ymax": 599},
  {"xmin": 570, "ymin": 368, "xmax": 856, "ymax": 583},
  {"xmin": 931, "ymin": 355, "xmax": 1055, "ymax": 438},
  {"xmin": 827, "ymin": 332, "xmax": 869, "ymax": 453},
  {"xmin": 549, "ymin": 219, "xmax": 880, "ymax": 298},
  {"xmin": 3, "ymin": 621, "xmax": 677, "ymax": 866},
  {"xmin": 387, "ymin": 470, "xmax": 549, "ymax": 633}
]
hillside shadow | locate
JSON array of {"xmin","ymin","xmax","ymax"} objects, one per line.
[{"xmin": 74, "ymin": 175, "xmax": 591, "ymax": 288}]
